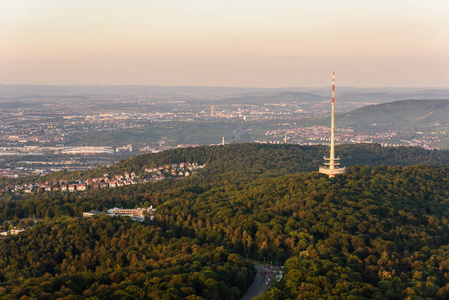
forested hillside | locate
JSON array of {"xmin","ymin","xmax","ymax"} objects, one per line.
[
  {"xmin": 2, "ymin": 145, "xmax": 449, "ymax": 298},
  {"xmin": 337, "ymin": 99, "xmax": 449, "ymax": 131},
  {"xmin": 38, "ymin": 143, "xmax": 449, "ymax": 184}
]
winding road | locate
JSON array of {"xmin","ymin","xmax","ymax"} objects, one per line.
[{"xmin": 242, "ymin": 264, "xmax": 272, "ymax": 300}]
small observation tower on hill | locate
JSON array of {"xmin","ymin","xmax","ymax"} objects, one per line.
[{"xmin": 319, "ymin": 72, "xmax": 345, "ymax": 178}]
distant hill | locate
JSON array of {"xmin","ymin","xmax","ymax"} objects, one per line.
[
  {"xmin": 337, "ymin": 99, "xmax": 449, "ymax": 131},
  {"xmin": 3, "ymin": 84, "xmax": 449, "ymax": 104},
  {"xmin": 216, "ymin": 91, "xmax": 326, "ymax": 106},
  {"xmin": 339, "ymin": 90, "xmax": 449, "ymax": 104},
  {"xmin": 217, "ymin": 90, "xmax": 449, "ymax": 106},
  {"xmin": 0, "ymin": 84, "xmax": 320, "ymax": 98}
]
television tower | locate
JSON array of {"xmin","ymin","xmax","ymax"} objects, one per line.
[{"xmin": 319, "ymin": 72, "xmax": 345, "ymax": 178}]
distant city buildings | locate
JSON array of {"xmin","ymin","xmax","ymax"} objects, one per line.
[
  {"xmin": 116, "ymin": 144, "xmax": 133, "ymax": 153},
  {"xmin": 258, "ymin": 126, "xmax": 434, "ymax": 149},
  {"xmin": 0, "ymin": 93, "xmax": 444, "ymax": 179}
]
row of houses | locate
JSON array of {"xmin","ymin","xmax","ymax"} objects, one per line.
[
  {"xmin": 145, "ymin": 162, "xmax": 205, "ymax": 176},
  {"xmin": 3, "ymin": 162, "xmax": 206, "ymax": 194},
  {"xmin": 10, "ymin": 171, "xmax": 140, "ymax": 193}
]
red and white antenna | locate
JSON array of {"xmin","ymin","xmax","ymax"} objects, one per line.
[{"xmin": 332, "ymin": 71, "xmax": 335, "ymax": 103}]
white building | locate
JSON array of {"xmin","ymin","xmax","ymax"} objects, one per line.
[{"xmin": 107, "ymin": 206, "xmax": 155, "ymax": 221}]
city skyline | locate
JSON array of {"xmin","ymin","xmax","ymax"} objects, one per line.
[{"xmin": 2, "ymin": 0, "xmax": 449, "ymax": 87}]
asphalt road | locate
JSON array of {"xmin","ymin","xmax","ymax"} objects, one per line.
[{"xmin": 242, "ymin": 264, "xmax": 271, "ymax": 300}]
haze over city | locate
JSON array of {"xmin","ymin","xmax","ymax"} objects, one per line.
[{"xmin": 2, "ymin": 0, "xmax": 449, "ymax": 87}]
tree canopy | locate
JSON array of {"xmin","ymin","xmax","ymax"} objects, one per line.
[{"xmin": 2, "ymin": 144, "xmax": 449, "ymax": 298}]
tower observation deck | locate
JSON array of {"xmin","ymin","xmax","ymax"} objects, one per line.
[{"xmin": 319, "ymin": 72, "xmax": 345, "ymax": 178}]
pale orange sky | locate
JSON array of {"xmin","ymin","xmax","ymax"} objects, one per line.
[{"xmin": 1, "ymin": 0, "xmax": 448, "ymax": 87}]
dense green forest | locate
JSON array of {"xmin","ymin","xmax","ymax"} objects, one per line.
[
  {"xmin": 0, "ymin": 217, "xmax": 253, "ymax": 299},
  {"xmin": 2, "ymin": 144, "xmax": 449, "ymax": 299}
]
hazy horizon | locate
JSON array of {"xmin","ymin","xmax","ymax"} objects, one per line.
[
  {"xmin": 2, "ymin": 1, "xmax": 449, "ymax": 87},
  {"xmin": 2, "ymin": 82, "xmax": 449, "ymax": 90}
]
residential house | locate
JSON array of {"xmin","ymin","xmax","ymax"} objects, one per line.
[{"xmin": 76, "ymin": 184, "xmax": 87, "ymax": 191}]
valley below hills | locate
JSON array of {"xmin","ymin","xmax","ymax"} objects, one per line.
[
  {"xmin": 1, "ymin": 143, "xmax": 449, "ymax": 299},
  {"xmin": 2, "ymin": 88, "xmax": 449, "ymax": 180}
]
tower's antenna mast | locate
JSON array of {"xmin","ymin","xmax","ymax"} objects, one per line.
[{"xmin": 330, "ymin": 71, "xmax": 335, "ymax": 168}]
